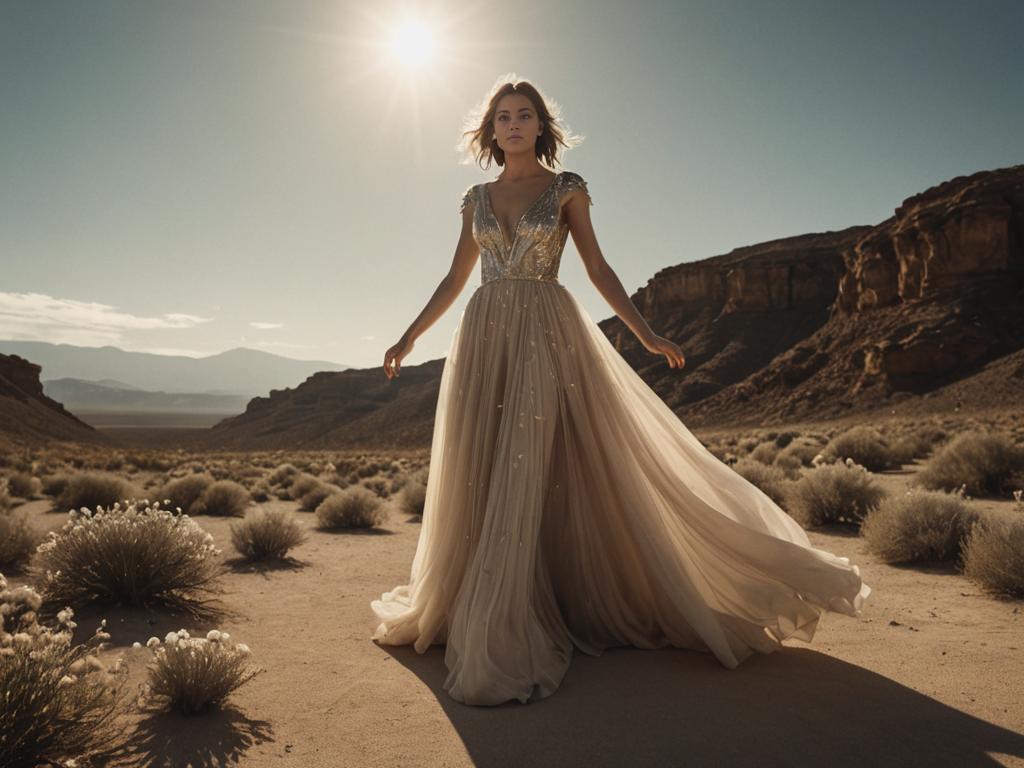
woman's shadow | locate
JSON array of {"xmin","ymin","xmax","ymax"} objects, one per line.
[{"xmin": 378, "ymin": 643, "xmax": 1024, "ymax": 768}]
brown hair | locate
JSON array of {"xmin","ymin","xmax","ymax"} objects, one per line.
[{"xmin": 456, "ymin": 72, "xmax": 584, "ymax": 170}]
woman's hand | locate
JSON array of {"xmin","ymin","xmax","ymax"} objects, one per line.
[
  {"xmin": 383, "ymin": 337, "xmax": 414, "ymax": 380},
  {"xmin": 642, "ymin": 334, "xmax": 686, "ymax": 370}
]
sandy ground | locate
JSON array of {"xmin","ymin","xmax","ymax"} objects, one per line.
[{"xmin": 5, "ymin": 460, "xmax": 1024, "ymax": 768}]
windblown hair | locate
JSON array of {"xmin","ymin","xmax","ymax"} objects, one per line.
[{"xmin": 456, "ymin": 73, "xmax": 584, "ymax": 170}]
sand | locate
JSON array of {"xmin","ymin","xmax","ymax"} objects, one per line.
[{"xmin": 5, "ymin": 460, "xmax": 1023, "ymax": 768}]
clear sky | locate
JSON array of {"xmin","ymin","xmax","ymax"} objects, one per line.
[{"xmin": 1, "ymin": 0, "xmax": 1020, "ymax": 367}]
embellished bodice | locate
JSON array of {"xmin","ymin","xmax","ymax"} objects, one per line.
[{"xmin": 460, "ymin": 170, "xmax": 592, "ymax": 286}]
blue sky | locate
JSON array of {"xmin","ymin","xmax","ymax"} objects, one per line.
[{"xmin": 1, "ymin": 0, "xmax": 1020, "ymax": 367}]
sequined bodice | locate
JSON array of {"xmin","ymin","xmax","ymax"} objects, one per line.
[{"xmin": 460, "ymin": 171, "xmax": 592, "ymax": 286}]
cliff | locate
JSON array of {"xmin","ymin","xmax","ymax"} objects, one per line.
[{"xmin": 0, "ymin": 353, "xmax": 106, "ymax": 445}]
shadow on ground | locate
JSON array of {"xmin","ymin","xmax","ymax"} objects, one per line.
[{"xmin": 379, "ymin": 642, "xmax": 1024, "ymax": 768}]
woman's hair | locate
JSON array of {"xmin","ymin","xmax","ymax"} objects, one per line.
[{"xmin": 456, "ymin": 72, "xmax": 584, "ymax": 170}]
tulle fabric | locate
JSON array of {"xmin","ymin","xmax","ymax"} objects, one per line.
[{"xmin": 371, "ymin": 277, "xmax": 871, "ymax": 706}]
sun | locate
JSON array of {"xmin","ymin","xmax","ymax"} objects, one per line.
[{"xmin": 387, "ymin": 18, "xmax": 438, "ymax": 69}]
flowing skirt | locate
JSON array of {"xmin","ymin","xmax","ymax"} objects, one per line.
[{"xmin": 371, "ymin": 277, "xmax": 871, "ymax": 706}]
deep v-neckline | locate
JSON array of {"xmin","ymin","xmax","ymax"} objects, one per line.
[{"xmin": 484, "ymin": 171, "xmax": 562, "ymax": 253}]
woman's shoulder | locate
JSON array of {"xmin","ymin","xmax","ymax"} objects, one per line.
[
  {"xmin": 458, "ymin": 183, "xmax": 477, "ymax": 214},
  {"xmin": 556, "ymin": 170, "xmax": 593, "ymax": 205}
]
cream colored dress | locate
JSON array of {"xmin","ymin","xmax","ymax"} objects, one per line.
[{"xmin": 371, "ymin": 170, "xmax": 871, "ymax": 706}]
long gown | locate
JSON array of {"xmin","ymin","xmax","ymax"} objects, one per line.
[{"xmin": 370, "ymin": 170, "xmax": 871, "ymax": 706}]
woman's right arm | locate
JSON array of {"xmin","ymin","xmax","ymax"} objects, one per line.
[{"xmin": 383, "ymin": 193, "xmax": 480, "ymax": 380}]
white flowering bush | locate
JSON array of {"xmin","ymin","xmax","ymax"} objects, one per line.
[
  {"xmin": 29, "ymin": 500, "xmax": 227, "ymax": 620},
  {"xmin": 786, "ymin": 460, "xmax": 887, "ymax": 527},
  {"xmin": 137, "ymin": 628, "xmax": 261, "ymax": 715},
  {"xmin": 0, "ymin": 574, "xmax": 131, "ymax": 767},
  {"xmin": 229, "ymin": 507, "xmax": 307, "ymax": 560}
]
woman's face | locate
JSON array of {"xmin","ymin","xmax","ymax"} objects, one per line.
[{"xmin": 492, "ymin": 93, "xmax": 542, "ymax": 156}]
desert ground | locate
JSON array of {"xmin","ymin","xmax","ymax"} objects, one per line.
[{"xmin": 3, "ymin": 416, "xmax": 1024, "ymax": 768}]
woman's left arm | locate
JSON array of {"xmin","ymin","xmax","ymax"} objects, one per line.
[{"xmin": 564, "ymin": 190, "xmax": 686, "ymax": 369}]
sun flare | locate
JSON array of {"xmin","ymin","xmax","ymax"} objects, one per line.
[{"xmin": 388, "ymin": 18, "xmax": 438, "ymax": 69}]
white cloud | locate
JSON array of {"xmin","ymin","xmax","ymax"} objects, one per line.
[
  {"xmin": 128, "ymin": 346, "xmax": 210, "ymax": 358},
  {"xmin": 0, "ymin": 291, "xmax": 213, "ymax": 347},
  {"xmin": 249, "ymin": 321, "xmax": 284, "ymax": 329}
]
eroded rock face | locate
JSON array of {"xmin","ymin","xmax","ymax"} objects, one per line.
[
  {"xmin": 835, "ymin": 165, "xmax": 1024, "ymax": 312},
  {"xmin": 634, "ymin": 228, "xmax": 869, "ymax": 318},
  {"xmin": 0, "ymin": 354, "xmax": 47, "ymax": 401},
  {"xmin": 0, "ymin": 353, "xmax": 98, "ymax": 441}
]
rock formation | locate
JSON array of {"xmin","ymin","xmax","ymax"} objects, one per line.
[{"xmin": 0, "ymin": 353, "xmax": 104, "ymax": 444}]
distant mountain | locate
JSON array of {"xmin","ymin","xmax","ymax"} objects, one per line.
[
  {"xmin": 42, "ymin": 378, "xmax": 250, "ymax": 414},
  {"xmin": 0, "ymin": 354, "xmax": 109, "ymax": 446},
  {"xmin": 0, "ymin": 342, "xmax": 350, "ymax": 397},
  {"xmin": 202, "ymin": 163, "xmax": 1024, "ymax": 449}
]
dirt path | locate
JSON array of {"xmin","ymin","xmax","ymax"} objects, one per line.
[{"xmin": 6, "ymin": 462, "xmax": 1024, "ymax": 768}]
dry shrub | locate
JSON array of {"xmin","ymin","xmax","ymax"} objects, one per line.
[
  {"xmin": 961, "ymin": 515, "xmax": 1024, "ymax": 598},
  {"xmin": 157, "ymin": 472, "xmax": 215, "ymax": 515},
  {"xmin": 5, "ymin": 471, "xmax": 40, "ymax": 498},
  {"xmin": 360, "ymin": 476, "xmax": 390, "ymax": 498},
  {"xmin": 749, "ymin": 441, "xmax": 780, "ymax": 465},
  {"xmin": 860, "ymin": 489, "xmax": 981, "ymax": 564},
  {"xmin": 0, "ymin": 509, "xmax": 41, "ymax": 568},
  {"xmin": 887, "ymin": 430, "xmax": 936, "ymax": 465},
  {"xmin": 822, "ymin": 426, "xmax": 897, "ymax": 472},
  {"xmin": 396, "ymin": 476, "xmax": 427, "ymax": 518},
  {"xmin": 0, "ymin": 575, "xmax": 132, "ymax": 767},
  {"xmin": 916, "ymin": 431, "xmax": 1024, "ymax": 497},
  {"xmin": 299, "ymin": 483, "xmax": 337, "ymax": 512},
  {"xmin": 732, "ymin": 458, "xmax": 792, "ymax": 506},
  {"xmin": 267, "ymin": 463, "xmax": 299, "ymax": 486},
  {"xmin": 769, "ymin": 430, "xmax": 801, "ymax": 449},
  {"xmin": 230, "ymin": 508, "xmax": 308, "ymax": 560},
  {"xmin": 316, "ymin": 486, "xmax": 388, "ymax": 530},
  {"xmin": 249, "ymin": 479, "xmax": 272, "ymax": 502},
  {"xmin": 773, "ymin": 453, "xmax": 804, "ymax": 477},
  {"xmin": 283, "ymin": 473, "xmax": 321, "ymax": 501},
  {"xmin": 776, "ymin": 438, "xmax": 822, "ymax": 468},
  {"xmin": 140, "ymin": 628, "xmax": 261, "ymax": 715},
  {"xmin": 54, "ymin": 472, "xmax": 144, "ymax": 512},
  {"xmin": 30, "ymin": 500, "xmax": 226, "ymax": 617},
  {"xmin": 787, "ymin": 462, "xmax": 887, "ymax": 528},
  {"xmin": 193, "ymin": 480, "xmax": 251, "ymax": 517},
  {"xmin": 40, "ymin": 473, "xmax": 71, "ymax": 498}
]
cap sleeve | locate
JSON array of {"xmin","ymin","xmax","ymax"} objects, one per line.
[
  {"xmin": 459, "ymin": 184, "xmax": 475, "ymax": 214},
  {"xmin": 558, "ymin": 171, "xmax": 593, "ymax": 206}
]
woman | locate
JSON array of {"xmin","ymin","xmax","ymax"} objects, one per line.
[{"xmin": 371, "ymin": 76, "xmax": 870, "ymax": 707}]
